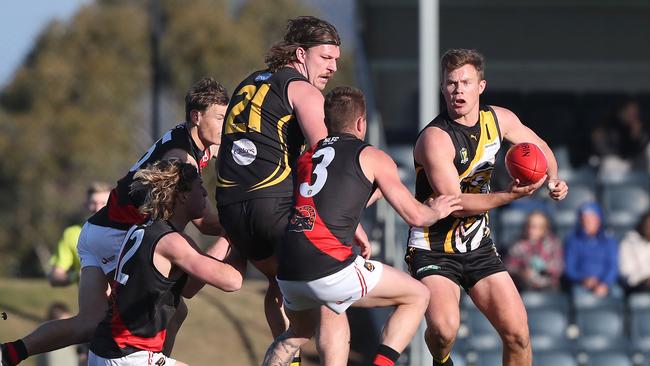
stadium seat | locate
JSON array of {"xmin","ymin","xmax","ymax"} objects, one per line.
[
  {"xmin": 465, "ymin": 334, "xmax": 502, "ymax": 352},
  {"xmin": 585, "ymin": 351, "xmax": 633, "ymax": 366},
  {"xmin": 577, "ymin": 336, "xmax": 630, "ymax": 353},
  {"xmin": 466, "ymin": 308, "xmax": 499, "ymax": 338},
  {"xmin": 521, "ymin": 291, "xmax": 570, "ymax": 314},
  {"xmin": 527, "ymin": 309, "xmax": 568, "ymax": 337},
  {"xmin": 572, "ymin": 292, "xmax": 624, "ymax": 312},
  {"xmin": 533, "ymin": 351, "xmax": 578, "ymax": 366},
  {"xmin": 555, "ymin": 184, "xmax": 596, "ymax": 213},
  {"xmin": 631, "ymin": 309, "xmax": 650, "ymax": 338},
  {"xmin": 629, "ymin": 293, "xmax": 650, "ymax": 310},
  {"xmin": 469, "ymin": 350, "xmax": 501, "ymax": 366},
  {"xmin": 576, "ymin": 308, "xmax": 624, "ymax": 338},
  {"xmin": 531, "ymin": 335, "xmax": 576, "ymax": 352}
]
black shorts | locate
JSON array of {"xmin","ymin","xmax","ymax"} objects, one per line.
[
  {"xmin": 405, "ymin": 243, "xmax": 506, "ymax": 292},
  {"xmin": 218, "ymin": 196, "xmax": 293, "ymax": 261}
]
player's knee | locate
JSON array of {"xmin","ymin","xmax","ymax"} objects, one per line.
[
  {"xmin": 425, "ymin": 325, "xmax": 456, "ymax": 348},
  {"xmin": 500, "ymin": 326, "xmax": 530, "ymax": 352}
]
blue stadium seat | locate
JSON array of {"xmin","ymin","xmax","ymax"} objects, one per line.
[
  {"xmin": 630, "ymin": 309, "xmax": 650, "ymax": 338},
  {"xmin": 521, "ymin": 291, "xmax": 570, "ymax": 314},
  {"xmin": 576, "ymin": 308, "xmax": 624, "ymax": 338},
  {"xmin": 585, "ymin": 351, "xmax": 633, "ymax": 366},
  {"xmin": 533, "ymin": 351, "xmax": 578, "ymax": 366},
  {"xmin": 572, "ymin": 292, "xmax": 624, "ymax": 312},
  {"xmin": 465, "ymin": 334, "xmax": 502, "ymax": 352},
  {"xmin": 555, "ymin": 184, "xmax": 596, "ymax": 212},
  {"xmin": 629, "ymin": 293, "xmax": 650, "ymax": 310},
  {"xmin": 466, "ymin": 309, "xmax": 499, "ymax": 338},
  {"xmin": 531, "ymin": 335, "xmax": 576, "ymax": 352},
  {"xmin": 577, "ymin": 336, "xmax": 630, "ymax": 353},
  {"xmin": 527, "ymin": 309, "xmax": 568, "ymax": 337},
  {"xmin": 470, "ymin": 350, "xmax": 501, "ymax": 366}
]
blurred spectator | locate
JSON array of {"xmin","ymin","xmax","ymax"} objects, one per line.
[
  {"xmin": 619, "ymin": 212, "xmax": 650, "ymax": 293},
  {"xmin": 591, "ymin": 99, "xmax": 649, "ymax": 176},
  {"xmin": 48, "ymin": 182, "xmax": 111, "ymax": 287},
  {"xmin": 506, "ymin": 211, "xmax": 563, "ymax": 291},
  {"xmin": 35, "ymin": 302, "xmax": 79, "ymax": 366},
  {"xmin": 564, "ymin": 202, "xmax": 622, "ymax": 298}
]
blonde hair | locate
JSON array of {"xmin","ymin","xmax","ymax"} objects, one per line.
[{"xmin": 130, "ymin": 160, "xmax": 199, "ymax": 220}]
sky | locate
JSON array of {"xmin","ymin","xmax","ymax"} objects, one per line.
[{"xmin": 0, "ymin": 0, "xmax": 89, "ymax": 87}]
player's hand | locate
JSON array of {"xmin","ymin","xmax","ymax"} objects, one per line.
[
  {"xmin": 354, "ymin": 224, "xmax": 372, "ymax": 259},
  {"xmin": 426, "ymin": 195, "xmax": 463, "ymax": 221},
  {"xmin": 547, "ymin": 179, "xmax": 568, "ymax": 201},
  {"xmin": 509, "ymin": 175, "xmax": 547, "ymax": 197}
]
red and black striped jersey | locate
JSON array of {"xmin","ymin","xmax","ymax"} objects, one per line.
[
  {"xmin": 88, "ymin": 123, "xmax": 209, "ymax": 230},
  {"xmin": 89, "ymin": 220, "xmax": 188, "ymax": 358},
  {"xmin": 215, "ymin": 67, "xmax": 308, "ymax": 205},
  {"xmin": 277, "ymin": 134, "xmax": 374, "ymax": 281}
]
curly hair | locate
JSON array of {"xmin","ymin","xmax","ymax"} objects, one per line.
[
  {"xmin": 265, "ymin": 16, "xmax": 340, "ymax": 72},
  {"xmin": 185, "ymin": 77, "xmax": 230, "ymax": 122},
  {"xmin": 130, "ymin": 160, "xmax": 199, "ymax": 221},
  {"xmin": 440, "ymin": 48, "xmax": 486, "ymax": 80}
]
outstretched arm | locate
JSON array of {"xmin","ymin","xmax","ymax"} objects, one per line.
[{"xmin": 359, "ymin": 146, "xmax": 461, "ymax": 227}]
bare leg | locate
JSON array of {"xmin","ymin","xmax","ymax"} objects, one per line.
[
  {"xmin": 250, "ymin": 256, "xmax": 289, "ymax": 338},
  {"xmin": 419, "ymin": 275, "xmax": 461, "ymax": 362},
  {"xmin": 315, "ymin": 307, "xmax": 349, "ymax": 366},
  {"xmin": 22, "ymin": 267, "xmax": 109, "ymax": 355},
  {"xmin": 262, "ymin": 308, "xmax": 319, "ymax": 366},
  {"xmin": 469, "ymin": 272, "xmax": 531, "ymax": 366},
  {"xmin": 353, "ymin": 265, "xmax": 429, "ymax": 352}
]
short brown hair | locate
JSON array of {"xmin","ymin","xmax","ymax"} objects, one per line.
[
  {"xmin": 185, "ymin": 77, "xmax": 229, "ymax": 122},
  {"xmin": 324, "ymin": 86, "xmax": 366, "ymax": 134},
  {"xmin": 440, "ymin": 49, "xmax": 485, "ymax": 80},
  {"xmin": 130, "ymin": 160, "xmax": 199, "ymax": 221},
  {"xmin": 265, "ymin": 16, "xmax": 341, "ymax": 72},
  {"xmin": 86, "ymin": 182, "xmax": 112, "ymax": 198}
]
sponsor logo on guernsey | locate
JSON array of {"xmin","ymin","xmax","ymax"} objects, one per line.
[
  {"xmin": 288, "ymin": 205, "xmax": 316, "ymax": 232},
  {"xmin": 322, "ymin": 136, "xmax": 339, "ymax": 145},
  {"xmin": 416, "ymin": 264, "xmax": 441, "ymax": 275},
  {"xmin": 460, "ymin": 148, "xmax": 469, "ymax": 164},
  {"xmin": 155, "ymin": 357, "xmax": 166, "ymax": 366},
  {"xmin": 231, "ymin": 139, "xmax": 257, "ymax": 166},
  {"xmin": 336, "ymin": 296, "xmax": 353, "ymax": 305},
  {"xmin": 254, "ymin": 72, "xmax": 272, "ymax": 82}
]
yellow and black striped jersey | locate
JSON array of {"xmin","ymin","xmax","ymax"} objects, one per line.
[
  {"xmin": 408, "ymin": 105, "xmax": 502, "ymax": 253},
  {"xmin": 215, "ymin": 68, "xmax": 307, "ymax": 205}
]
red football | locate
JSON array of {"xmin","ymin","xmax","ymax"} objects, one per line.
[{"xmin": 505, "ymin": 142, "xmax": 547, "ymax": 185}]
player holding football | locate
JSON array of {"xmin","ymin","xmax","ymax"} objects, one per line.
[{"xmin": 406, "ymin": 49, "xmax": 568, "ymax": 366}]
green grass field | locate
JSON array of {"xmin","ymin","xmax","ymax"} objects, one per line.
[{"xmin": 0, "ymin": 278, "xmax": 321, "ymax": 365}]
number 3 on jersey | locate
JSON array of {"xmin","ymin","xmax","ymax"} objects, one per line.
[
  {"xmin": 225, "ymin": 84, "xmax": 270, "ymax": 134},
  {"xmin": 300, "ymin": 147, "xmax": 335, "ymax": 197}
]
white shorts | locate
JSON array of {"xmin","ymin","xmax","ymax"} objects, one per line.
[
  {"xmin": 278, "ymin": 256, "xmax": 384, "ymax": 314},
  {"xmin": 88, "ymin": 350, "xmax": 177, "ymax": 366},
  {"xmin": 77, "ymin": 222, "xmax": 127, "ymax": 274}
]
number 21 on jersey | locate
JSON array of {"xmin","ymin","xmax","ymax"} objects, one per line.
[{"xmin": 224, "ymin": 84, "xmax": 270, "ymax": 134}]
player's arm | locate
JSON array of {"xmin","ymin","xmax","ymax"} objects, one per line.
[
  {"xmin": 288, "ymin": 80, "xmax": 328, "ymax": 147},
  {"xmin": 415, "ymin": 127, "xmax": 543, "ymax": 217},
  {"xmin": 155, "ymin": 232, "xmax": 243, "ymax": 296},
  {"xmin": 183, "ymin": 237, "xmax": 247, "ymax": 297},
  {"xmin": 359, "ymin": 146, "xmax": 462, "ymax": 227},
  {"xmin": 494, "ymin": 106, "xmax": 568, "ymax": 201}
]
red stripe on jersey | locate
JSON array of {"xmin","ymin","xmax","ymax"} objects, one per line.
[
  {"xmin": 294, "ymin": 150, "xmax": 353, "ymax": 262},
  {"xmin": 109, "ymin": 292, "xmax": 166, "ymax": 351},
  {"xmin": 106, "ymin": 189, "xmax": 145, "ymax": 225},
  {"xmin": 354, "ymin": 266, "xmax": 367, "ymax": 297}
]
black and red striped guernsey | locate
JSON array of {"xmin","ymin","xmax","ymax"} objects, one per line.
[
  {"xmin": 90, "ymin": 220, "xmax": 188, "ymax": 358},
  {"xmin": 277, "ymin": 133, "xmax": 374, "ymax": 281},
  {"xmin": 88, "ymin": 124, "xmax": 209, "ymax": 230}
]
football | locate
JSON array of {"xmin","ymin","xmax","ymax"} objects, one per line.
[{"xmin": 504, "ymin": 142, "xmax": 547, "ymax": 185}]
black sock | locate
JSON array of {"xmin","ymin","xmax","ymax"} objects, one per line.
[
  {"xmin": 1, "ymin": 340, "xmax": 28, "ymax": 366},
  {"xmin": 374, "ymin": 344, "xmax": 400, "ymax": 366},
  {"xmin": 289, "ymin": 355, "xmax": 301, "ymax": 365}
]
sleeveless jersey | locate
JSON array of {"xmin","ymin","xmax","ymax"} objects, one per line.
[
  {"xmin": 277, "ymin": 134, "xmax": 374, "ymax": 281},
  {"xmin": 88, "ymin": 124, "xmax": 209, "ymax": 230},
  {"xmin": 215, "ymin": 67, "xmax": 308, "ymax": 205},
  {"xmin": 408, "ymin": 105, "xmax": 502, "ymax": 253},
  {"xmin": 90, "ymin": 220, "xmax": 188, "ymax": 358}
]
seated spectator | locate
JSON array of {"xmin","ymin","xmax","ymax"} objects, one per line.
[
  {"xmin": 619, "ymin": 212, "xmax": 650, "ymax": 293},
  {"xmin": 591, "ymin": 99, "xmax": 649, "ymax": 176},
  {"xmin": 506, "ymin": 210, "xmax": 563, "ymax": 291},
  {"xmin": 564, "ymin": 202, "xmax": 622, "ymax": 298}
]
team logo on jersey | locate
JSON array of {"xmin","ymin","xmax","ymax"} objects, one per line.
[
  {"xmin": 288, "ymin": 205, "xmax": 316, "ymax": 232},
  {"xmin": 459, "ymin": 148, "xmax": 469, "ymax": 164},
  {"xmin": 231, "ymin": 139, "xmax": 257, "ymax": 166},
  {"xmin": 155, "ymin": 357, "xmax": 166, "ymax": 366},
  {"xmin": 364, "ymin": 261, "xmax": 375, "ymax": 272}
]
